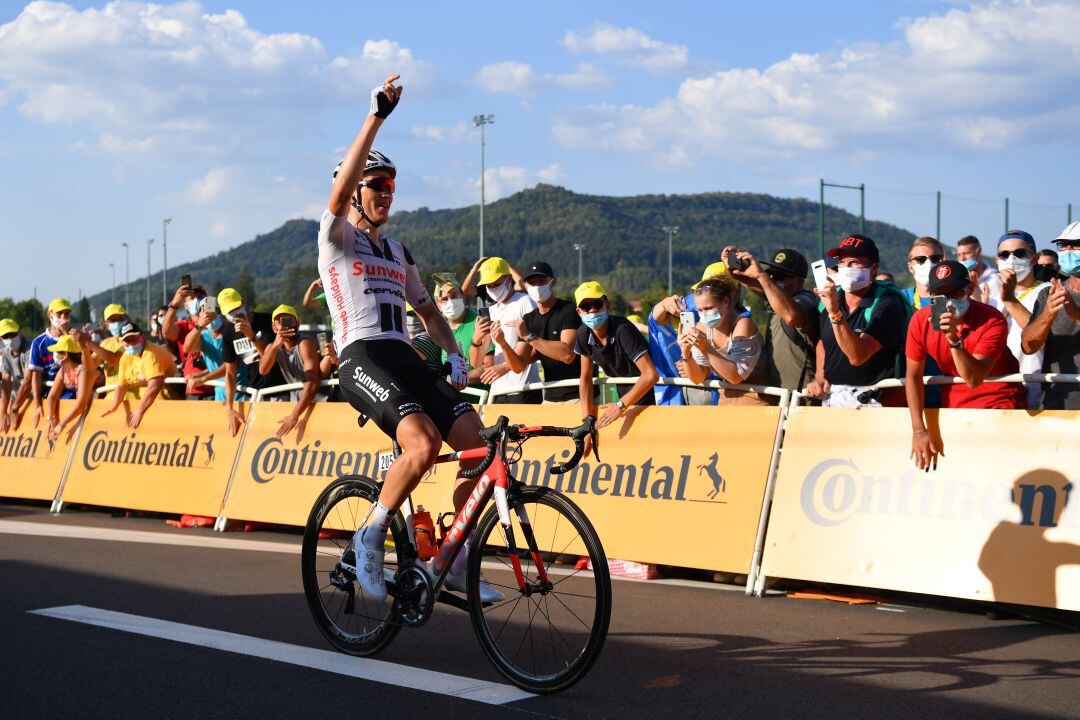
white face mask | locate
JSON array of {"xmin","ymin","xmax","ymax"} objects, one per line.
[
  {"xmin": 2, "ymin": 337, "xmax": 19, "ymax": 350},
  {"xmin": 486, "ymin": 279, "xmax": 512, "ymax": 304},
  {"xmin": 50, "ymin": 315, "xmax": 70, "ymax": 331},
  {"xmin": 911, "ymin": 261, "xmax": 933, "ymax": 286},
  {"xmin": 998, "ymin": 254, "xmax": 1032, "ymax": 282},
  {"xmin": 836, "ymin": 266, "xmax": 872, "ymax": 293},
  {"xmin": 525, "ymin": 280, "xmax": 553, "ymax": 303},
  {"xmin": 185, "ymin": 298, "xmax": 201, "ymax": 316},
  {"xmin": 439, "ymin": 298, "xmax": 466, "ymax": 320}
]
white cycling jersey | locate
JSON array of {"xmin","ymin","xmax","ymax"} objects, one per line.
[{"xmin": 317, "ymin": 209, "xmax": 431, "ymax": 351}]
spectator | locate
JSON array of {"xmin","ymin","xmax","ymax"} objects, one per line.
[
  {"xmin": 678, "ymin": 277, "xmax": 769, "ymax": 405},
  {"xmin": 259, "ymin": 304, "xmax": 321, "ymax": 438},
  {"xmin": 148, "ymin": 306, "xmax": 169, "ymax": 346},
  {"xmin": 727, "ymin": 248, "xmax": 819, "ymax": 392},
  {"xmin": 956, "ymin": 235, "xmax": 1003, "ymax": 310},
  {"xmin": 462, "ymin": 255, "xmax": 525, "ymax": 298},
  {"xmin": 574, "ymin": 281, "xmax": 658, "ymax": 433},
  {"xmin": 434, "ymin": 277, "xmax": 492, "ymax": 387},
  {"xmin": 0, "ymin": 319, "xmax": 29, "ymax": 433},
  {"xmin": 184, "ymin": 298, "xmax": 245, "ymax": 402},
  {"xmin": 626, "ymin": 314, "xmax": 648, "ymax": 334},
  {"xmin": 163, "ymin": 284, "xmax": 213, "ymax": 401},
  {"xmin": 472, "ymin": 257, "xmax": 541, "ymax": 404},
  {"xmin": 1022, "ymin": 222, "xmax": 1080, "ymax": 409},
  {"xmin": 75, "ymin": 303, "xmax": 129, "ymax": 393},
  {"xmin": 908, "ymin": 261, "xmax": 1025, "ymax": 470},
  {"xmin": 101, "ymin": 322, "xmax": 176, "ymax": 429},
  {"xmin": 218, "ymin": 287, "xmax": 280, "ymax": 430},
  {"xmin": 995, "ymin": 230, "xmax": 1050, "ymax": 408},
  {"xmin": 875, "ymin": 272, "xmax": 896, "ymax": 284},
  {"xmin": 302, "ymin": 277, "xmax": 331, "ymax": 322},
  {"xmin": 43, "ymin": 335, "xmax": 97, "ymax": 442},
  {"xmin": 509, "ymin": 261, "xmax": 582, "ymax": 405},
  {"xmin": 806, "ymin": 235, "xmax": 908, "ymax": 407},
  {"xmin": 901, "ymin": 237, "xmax": 946, "ymax": 311},
  {"xmin": 12, "ymin": 298, "xmax": 75, "ymax": 429},
  {"xmin": 649, "ymin": 261, "xmax": 731, "ymax": 405},
  {"xmin": 1035, "ymin": 249, "xmax": 1062, "ymax": 282}
]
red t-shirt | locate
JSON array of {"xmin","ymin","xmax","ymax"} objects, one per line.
[
  {"xmin": 905, "ymin": 300, "xmax": 1024, "ymax": 409},
  {"xmin": 174, "ymin": 319, "xmax": 211, "ymax": 396}
]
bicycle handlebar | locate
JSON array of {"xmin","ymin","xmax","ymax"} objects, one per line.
[{"xmin": 457, "ymin": 415, "xmax": 599, "ymax": 479}]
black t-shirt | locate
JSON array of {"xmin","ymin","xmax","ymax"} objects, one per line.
[
  {"xmin": 221, "ymin": 311, "xmax": 284, "ymax": 390},
  {"xmin": 523, "ymin": 298, "xmax": 582, "ymax": 402},
  {"xmin": 573, "ymin": 315, "xmax": 655, "ymax": 405},
  {"xmin": 818, "ymin": 286, "xmax": 906, "ymax": 386}
]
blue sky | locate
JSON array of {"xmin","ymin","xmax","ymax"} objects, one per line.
[{"xmin": 1, "ymin": 0, "xmax": 1078, "ymax": 305}]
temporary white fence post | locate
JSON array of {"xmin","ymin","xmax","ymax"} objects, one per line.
[
  {"xmin": 49, "ymin": 402, "xmax": 93, "ymax": 514},
  {"xmin": 745, "ymin": 388, "xmax": 792, "ymax": 596},
  {"xmin": 213, "ymin": 384, "xmax": 261, "ymax": 532}
]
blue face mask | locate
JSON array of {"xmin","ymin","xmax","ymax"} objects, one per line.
[
  {"xmin": 209, "ymin": 316, "xmax": 224, "ymax": 332},
  {"xmin": 947, "ymin": 298, "xmax": 970, "ymax": 318},
  {"xmin": 581, "ymin": 310, "xmax": 608, "ymax": 330},
  {"xmin": 959, "ymin": 258, "xmax": 979, "ymax": 272},
  {"xmin": 108, "ymin": 321, "xmax": 122, "ymax": 337},
  {"xmin": 1060, "ymin": 250, "xmax": 1080, "ymax": 277},
  {"xmin": 124, "ymin": 343, "xmax": 144, "ymax": 356},
  {"xmin": 700, "ymin": 310, "xmax": 723, "ymax": 328}
]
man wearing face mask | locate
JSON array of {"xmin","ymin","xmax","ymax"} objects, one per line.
[
  {"xmin": 435, "ymin": 278, "xmax": 492, "ymax": 387},
  {"xmin": 0, "ymin": 319, "xmax": 30, "ymax": 433},
  {"xmin": 908, "ymin": 261, "xmax": 1024, "ymax": 470},
  {"xmin": 73, "ymin": 303, "xmax": 129, "ymax": 392},
  {"xmin": 184, "ymin": 297, "xmax": 244, "ymax": 402},
  {"xmin": 1022, "ymin": 222, "xmax": 1080, "ymax": 410},
  {"xmin": 13, "ymin": 298, "xmax": 77, "ymax": 430},
  {"xmin": 956, "ymin": 235, "xmax": 1003, "ymax": 311},
  {"xmin": 807, "ymin": 235, "xmax": 909, "ymax": 407},
  {"xmin": 102, "ymin": 322, "xmax": 177, "ymax": 429},
  {"xmin": 163, "ymin": 282, "xmax": 213, "ymax": 401},
  {"xmin": 473, "ymin": 257, "xmax": 542, "ymax": 404},
  {"xmin": 898, "ymin": 237, "xmax": 948, "ymax": 407},
  {"xmin": 259, "ymin": 304, "xmax": 321, "ymax": 438},
  {"xmin": 218, "ymin": 287, "xmax": 282, "ymax": 425},
  {"xmin": 994, "ymin": 230, "xmax": 1049, "ymax": 409},
  {"xmin": 1035, "ymin": 249, "xmax": 1063, "ymax": 282},
  {"xmin": 506, "ymin": 261, "xmax": 582, "ymax": 404}
]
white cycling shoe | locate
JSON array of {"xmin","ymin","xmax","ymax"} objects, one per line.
[
  {"xmin": 445, "ymin": 569, "xmax": 505, "ymax": 603},
  {"xmin": 353, "ymin": 539, "xmax": 388, "ymax": 604}
]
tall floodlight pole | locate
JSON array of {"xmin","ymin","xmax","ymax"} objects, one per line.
[
  {"xmin": 472, "ymin": 114, "xmax": 494, "ymax": 259},
  {"xmin": 109, "ymin": 263, "xmax": 116, "ymax": 304},
  {"xmin": 146, "ymin": 238, "xmax": 154, "ymax": 324},
  {"xmin": 122, "ymin": 242, "xmax": 131, "ymax": 310},
  {"xmin": 162, "ymin": 217, "xmax": 171, "ymax": 303},
  {"xmin": 663, "ymin": 226, "xmax": 679, "ymax": 293},
  {"xmin": 573, "ymin": 243, "xmax": 586, "ymax": 284}
]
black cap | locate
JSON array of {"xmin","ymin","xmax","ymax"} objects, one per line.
[
  {"xmin": 119, "ymin": 321, "xmax": 141, "ymax": 339},
  {"xmin": 763, "ymin": 248, "xmax": 808, "ymax": 278},
  {"xmin": 927, "ymin": 261, "xmax": 971, "ymax": 294},
  {"xmin": 524, "ymin": 261, "xmax": 555, "ymax": 281},
  {"xmin": 827, "ymin": 234, "xmax": 880, "ymax": 264}
]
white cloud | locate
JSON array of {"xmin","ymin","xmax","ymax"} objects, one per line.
[
  {"xmin": 477, "ymin": 163, "xmax": 565, "ymax": 201},
  {"xmin": 552, "ymin": 2, "xmax": 1080, "ymax": 163},
  {"xmin": 475, "ymin": 61, "xmax": 610, "ymax": 97},
  {"xmin": 411, "ymin": 121, "xmax": 470, "ymax": 143},
  {"xmin": 416, "ymin": 163, "xmax": 565, "ymax": 208},
  {"xmin": 562, "ymin": 22, "xmax": 689, "ymax": 73},
  {"xmin": 184, "ymin": 166, "xmax": 231, "ymax": 203}
]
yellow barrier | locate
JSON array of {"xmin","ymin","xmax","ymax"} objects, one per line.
[
  {"xmin": 761, "ymin": 406, "xmax": 1080, "ymax": 611},
  {"xmin": 0, "ymin": 400, "xmax": 83, "ymax": 501},
  {"xmin": 492, "ymin": 403, "xmax": 782, "ymax": 573},
  {"xmin": 60, "ymin": 401, "xmax": 247, "ymax": 517}
]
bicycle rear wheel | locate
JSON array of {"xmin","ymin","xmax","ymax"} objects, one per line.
[
  {"xmin": 301, "ymin": 476, "xmax": 407, "ymax": 656},
  {"xmin": 468, "ymin": 485, "xmax": 611, "ymax": 693}
]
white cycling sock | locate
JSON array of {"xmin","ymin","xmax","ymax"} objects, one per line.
[{"xmin": 360, "ymin": 501, "xmax": 392, "ymax": 550}]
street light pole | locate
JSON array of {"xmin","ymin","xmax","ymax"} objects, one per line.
[
  {"xmin": 122, "ymin": 242, "xmax": 130, "ymax": 310},
  {"xmin": 573, "ymin": 243, "xmax": 586, "ymax": 285},
  {"xmin": 109, "ymin": 263, "xmax": 116, "ymax": 304},
  {"xmin": 162, "ymin": 217, "xmax": 171, "ymax": 304},
  {"xmin": 146, "ymin": 238, "xmax": 154, "ymax": 324},
  {"xmin": 662, "ymin": 226, "xmax": 679, "ymax": 294},
  {"xmin": 472, "ymin": 114, "xmax": 494, "ymax": 259}
]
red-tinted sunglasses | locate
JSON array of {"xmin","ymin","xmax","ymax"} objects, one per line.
[{"xmin": 360, "ymin": 177, "xmax": 396, "ymax": 194}]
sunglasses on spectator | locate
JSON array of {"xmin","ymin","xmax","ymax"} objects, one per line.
[
  {"xmin": 909, "ymin": 254, "xmax": 944, "ymax": 264},
  {"xmin": 578, "ymin": 300, "xmax": 605, "ymax": 312},
  {"xmin": 360, "ymin": 177, "xmax": 396, "ymax": 194},
  {"xmin": 1, "ymin": 333, "xmax": 16, "ymax": 340},
  {"xmin": 997, "ymin": 248, "xmax": 1033, "ymax": 260}
]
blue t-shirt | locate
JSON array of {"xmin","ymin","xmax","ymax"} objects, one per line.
[
  {"xmin": 28, "ymin": 330, "xmax": 75, "ymax": 400},
  {"xmin": 201, "ymin": 329, "xmax": 248, "ymax": 401}
]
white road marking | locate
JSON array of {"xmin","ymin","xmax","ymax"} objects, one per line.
[{"xmin": 29, "ymin": 605, "xmax": 534, "ymax": 705}]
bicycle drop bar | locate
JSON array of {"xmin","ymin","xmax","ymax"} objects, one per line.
[{"xmin": 456, "ymin": 415, "xmax": 598, "ymax": 479}]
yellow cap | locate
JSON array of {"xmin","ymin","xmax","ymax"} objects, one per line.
[
  {"xmin": 272, "ymin": 304, "xmax": 298, "ymax": 321},
  {"xmin": 626, "ymin": 314, "xmax": 644, "ymax": 325},
  {"xmin": 574, "ymin": 281, "xmax": 608, "ymax": 306},
  {"xmin": 477, "ymin": 257, "xmax": 510, "ymax": 287},
  {"xmin": 103, "ymin": 304, "xmax": 127, "ymax": 320},
  {"xmin": 0, "ymin": 318, "xmax": 19, "ymax": 335},
  {"xmin": 47, "ymin": 335, "xmax": 80, "ymax": 354},
  {"xmin": 692, "ymin": 261, "xmax": 734, "ymax": 289},
  {"xmin": 217, "ymin": 288, "xmax": 244, "ymax": 315},
  {"xmin": 48, "ymin": 298, "xmax": 72, "ymax": 313}
]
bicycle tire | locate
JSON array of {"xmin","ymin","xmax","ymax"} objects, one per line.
[
  {"xmin": 301, "ymin": 475, "xmax": 407, "ymax": 656},
  {"xmin": 467, "ymin": 485, "xmax": 611, "ymax": 693}
]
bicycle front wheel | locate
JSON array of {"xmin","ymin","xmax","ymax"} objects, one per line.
[
  {"xmin": 301, "ymin": 476, "xmax": 407, "ymax": 656},
  {"xmin": 468, "ymin": 485, "xmax": 611, "ymax": 693}
]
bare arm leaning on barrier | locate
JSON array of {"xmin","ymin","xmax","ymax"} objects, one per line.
[
  {"xmin": 275, "ymin": 338, "xmax": 321, "ymax": 438},
  {"xmin": 50, "ymin": 363, "xmax": 94, "ymax": 443},
  {"xmin": 905, "ymin": 355, "xmax": 940, "ymax": 472}
]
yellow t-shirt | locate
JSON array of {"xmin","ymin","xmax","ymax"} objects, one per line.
[
  {"xmin": 99, "ymin": 336, "xmax": 124, "ymax": 387},
  {"xmin": 116, "ymin": 342, "xmax": 177, "ymax": 400}
]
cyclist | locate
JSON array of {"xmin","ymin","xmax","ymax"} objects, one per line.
[{"xmin": 318, "ymin": 74, "xmax": 501, "ymax": 604}]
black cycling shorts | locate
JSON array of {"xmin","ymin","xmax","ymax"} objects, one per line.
[{"xmin": 338, "ymin": 338, "xmax": 475, "ymax": 440}]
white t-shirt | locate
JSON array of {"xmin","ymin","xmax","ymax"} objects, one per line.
[
  {"xmin": 979, "ymin": 264, "xmax": 1004, "ymax": 312},
  {"xmin": 1004, "ymin": 281, "xmax": 1048, "ymax": 409},
  {"xmin": 489, "ymin": 292, "xmax": 540, "ymax": 396},
  {"xmin": 317, "ymin": 210, "xmax": 431, "ymax": 351}
]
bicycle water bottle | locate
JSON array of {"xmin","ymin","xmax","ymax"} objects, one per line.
[{"xmin": 412, "ymin": 506, "xmax": 437, "ymax": 560}]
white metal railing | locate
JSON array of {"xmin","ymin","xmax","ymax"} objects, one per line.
[
  {"xmin": 484, "ymin": 373, "xmax": 790, "ymax": 403},
  {"xmin": 93, "ymin": 376, "xmax": 258, "ymax": 399},
  {"xmin": 789, "ymin": 373, "xmax": 1080, "ymax": 406}
]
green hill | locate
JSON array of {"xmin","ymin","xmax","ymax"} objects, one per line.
[{"xmin": 86, "ymin": 184, "xmax": 916, "ymax": 322}]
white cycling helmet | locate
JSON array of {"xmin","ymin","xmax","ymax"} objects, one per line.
[{"xmin": 332, "ymin": 150, "xmax": 396, "ymax": 183}]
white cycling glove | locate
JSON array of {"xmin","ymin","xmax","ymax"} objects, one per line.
[
  {"xmin": 447, "ymin": 352, "xmax": 468, "ymax": 389},
  {"xmin": 370, "ymin": 84, "xmax": 400, "ymax": 119}
]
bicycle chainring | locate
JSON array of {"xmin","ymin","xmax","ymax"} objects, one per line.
[{"xmin": 391, "ymin": 564, "xmax": 434, "ymax": 628}]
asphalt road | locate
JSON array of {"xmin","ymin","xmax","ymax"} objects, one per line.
[{"xmin": 1, "ymin": 501, "xmax": 1078, "ymax": 719}]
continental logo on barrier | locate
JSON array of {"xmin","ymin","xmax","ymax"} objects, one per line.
[
  {"xmin": 251, "ymin": 437, "xmax": 386, "ymax": 484},
  {"xmin": 0, "ymin": 430, "xmax": 55, "ymax": 460},
  {"xmin": 82, "ymin": 431, "xmax": 216, "ymax": 471},
  {"xmin": 801, "ymin": 458, "xmax": 1078, "ymax": 529}
]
